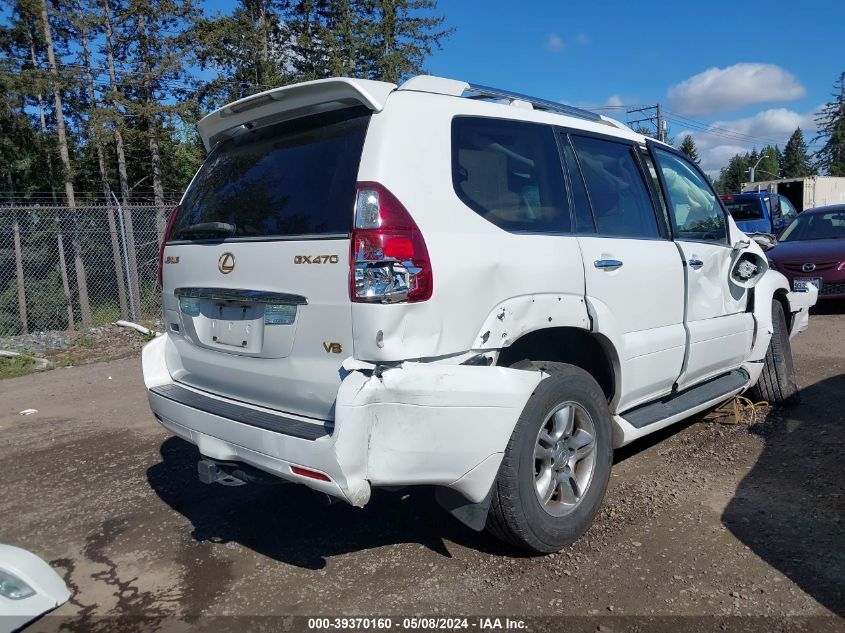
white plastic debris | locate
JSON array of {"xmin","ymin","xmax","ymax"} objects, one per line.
[
  {"xmin": 114, "ymin": 320, "xmax": 161, "ymax": 337},
  {"xmin": 19, "ymin": 409, "xmax": 38, "ymax": 416}
]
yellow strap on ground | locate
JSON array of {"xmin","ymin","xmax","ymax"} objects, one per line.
[{"xmin": 731, "ymin": 396, "xmax": 770, "ymax": 425}]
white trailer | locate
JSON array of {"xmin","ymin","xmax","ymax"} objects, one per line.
[{"xmin": 742, "ymin": 176, "xmax": 845, "ymax": 212}]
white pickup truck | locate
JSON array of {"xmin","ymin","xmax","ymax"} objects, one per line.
[{"xmin": 142, "ymin": 75, "xmax": 817, "ymax": 553}]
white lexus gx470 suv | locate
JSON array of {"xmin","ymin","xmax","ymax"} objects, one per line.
[{"xmin": 143, "ymin": 75, "xmax": 817, "ymax": 553}]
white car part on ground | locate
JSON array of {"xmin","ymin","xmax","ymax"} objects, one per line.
[{"xmin": 0, "ymin": 545, "xmax": 70, "ymax": 633}]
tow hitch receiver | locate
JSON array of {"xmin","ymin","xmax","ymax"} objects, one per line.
[
  {"xmin": 197, "ymin": 458, "xmax": 287, "ymax": 487},
  {"xmin": 197, "ymin": 459, "xmax": 246, "ymax": 486}
]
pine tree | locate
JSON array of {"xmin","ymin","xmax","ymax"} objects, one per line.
[
  {"xmin": 364, "ymin": 0, "xmax": 451, "ymax": 83},
  {"xmin": 114, "ymin": 0, "xmax": 200, "ymax": 235},
  {"xmin": 757, "ymin": 145, "xmax": 779, "ymax": 181},
  {"xmin": 679, "ymin": 134, "xmax": 700, "ymax": 164},
  {"xmin": 194, "ymin": 0, "xmax": 290, "ymax": 107},
  {"xmin": 39, "ymin": 0, "xmax": 93, "ymax": 328},
  {"xmin": 813, "ymin": 71, "xmax": 845, "ymax": 176},
  {"xmin": 781, "ymin": 128, "xmax": 813, "ymax": 178},
  {"xmin": 715, "ymin": 153, "xmax": 750, "ymax": 194}
]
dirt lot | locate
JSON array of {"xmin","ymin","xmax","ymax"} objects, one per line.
[{"xmin": 1, "ymin": 307, "xmax": 843, "ymax": 632}]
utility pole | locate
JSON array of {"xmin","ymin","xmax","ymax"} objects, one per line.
[{"xmin": 627, "ymin": 104, "xmax": 665, "ymax": 142}]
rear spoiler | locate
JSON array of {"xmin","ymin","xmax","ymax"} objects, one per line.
[{"xmin": 196, "ymin": 78, "xmax": 397, "ymax": 151}]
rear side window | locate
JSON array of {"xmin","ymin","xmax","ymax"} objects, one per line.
[
  {"xmin": 452, "ymin": 117, "xmax": 571, "ymax": 233},
  {"xmin": 723, "ymin": 198, "xmax": 765, "ymax": 220},
  {"xmin": 173, "ymin": 107, "xmax": 371, "ymax": 240},
  {"xmin": 571, "ymin": 135, "xmax": 661, "ymax": 238}
]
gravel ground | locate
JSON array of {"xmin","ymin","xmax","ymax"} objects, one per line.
[{"xmin": 0, "ymin": 308, "xmax": 843, "ymax": 633}]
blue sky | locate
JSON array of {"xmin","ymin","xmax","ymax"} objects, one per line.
[{"xmin": 420, "ymin": 0, "xmax": 844, "ymax": 174}]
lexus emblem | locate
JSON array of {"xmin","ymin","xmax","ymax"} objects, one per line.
[
  {"xmin": 218, "ymin": 252, "xmax": 235, "ymax": 274},
  {"xmin": 802, "ymin": 263, "xmax": 816, "ymax": 272}
]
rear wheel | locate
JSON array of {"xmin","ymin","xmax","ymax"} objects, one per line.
[
  {"xmin": 748, "ymin": 300, "xmax": 799, "ymax": 404},
  {"xmin": 486, "ymin": 362, "xmax": 613, "ymax": 553}
]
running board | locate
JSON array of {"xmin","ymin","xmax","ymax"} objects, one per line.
[{"xmin": 620, "ymin": 369, "xmax": 750, "ymax": 429}]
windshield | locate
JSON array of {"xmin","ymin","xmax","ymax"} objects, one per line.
[
  {"xmin": 723, "ymin": 198, "xmax": 764, "ymax": 221},
  {"xmin": 172, "ymin": 106, "xmax": 371, "ymax": 240},
  {"xmin": 779, "ymin": 210, "xmax": 845, "ymax": 241}
]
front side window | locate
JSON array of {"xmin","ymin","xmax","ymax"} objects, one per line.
[
  {"xmin": 653, "ymin": 148, "xmax": 728, "ymax": 244},
  {"xmin": 452, "ymin": 117, "xmax": 571, "ymax": 233},
  {"xmin": 570, "ymin": 135, "xmax": 660, "ymax": 238}
]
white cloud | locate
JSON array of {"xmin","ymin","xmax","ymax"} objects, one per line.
[
  {"xmin": 678, "ymin": 107, "xmax": 818, "ymax": 174},
  {"xmin": 574, "ymin": 33, "xmax": 591, "ymax": 46},
  {"xmin": 668, "ymin": 63, "xmax": 805, "ymax": 116},
  {"xmin": 545, "ymin": 34, "xmax": 564, "ymax": 52},
  {"xmin": 604, "ymin": 95, "xmax": 624, "ymax": 107}
]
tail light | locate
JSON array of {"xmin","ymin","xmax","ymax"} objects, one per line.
[
  {"xmin": 350, "ymin": 182, "xmax": 432, "ymax": 303},
  {"xmin": 158, "ymin": 205, "xmax": 180, "ymax": 288}
]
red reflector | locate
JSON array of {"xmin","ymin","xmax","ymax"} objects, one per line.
[{"xmin": 290, "ymin": 466, "xmax": 331, "ymax": 482}]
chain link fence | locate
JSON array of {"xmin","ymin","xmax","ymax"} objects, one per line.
[{"xmin": 0, "ymin": 203, "xmax": 176, "ymax": 336}]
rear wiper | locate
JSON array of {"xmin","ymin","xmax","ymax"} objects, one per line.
[{"xmin": 173, "ymin": 222, "xmax": 236, "ymax": 239}]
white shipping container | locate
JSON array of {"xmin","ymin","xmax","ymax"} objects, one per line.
[{"xmin": 742, "ymin": 176, "xmax": 845, "ymax": 211}]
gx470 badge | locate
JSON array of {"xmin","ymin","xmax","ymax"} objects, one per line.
[{"xmin": 295, "ymin": 255, "xmax": 339, "ymax": 264}]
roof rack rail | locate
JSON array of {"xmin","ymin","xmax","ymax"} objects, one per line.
[{"xmin": 464, "ymin": 83, "xmax": 603, "ymax": 123}]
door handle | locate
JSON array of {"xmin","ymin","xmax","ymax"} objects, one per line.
[
  {"xmin": 688, "ymin": 258, "xmax": 704, "ymax": 269},
  {"xmin": 594, "ymin": 259, "xmax": 623, "ymax": 269}
]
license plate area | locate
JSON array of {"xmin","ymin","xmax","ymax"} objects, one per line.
[
  {"xmin": 794, "ymin": 277, "xmax": 822, "ymax": 292},
  {"xmin": 210, "ymin": 302, "xmax": 260, "ymax": 349},
  {"xmin": 175, "ymin": 288, "xmax": 303, "ymax": 358}
]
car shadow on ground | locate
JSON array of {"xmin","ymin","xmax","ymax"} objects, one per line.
[
  {"xmin": 147, "ymin": 404, "xmax": 713, "ymax": 569},
  {"xmin": 146, "ymin": 437, "xmax": 517, "ymax": 569},
  {"xmin": 721, "ymin": 374, "xmax": 845, "ymax": 617}
]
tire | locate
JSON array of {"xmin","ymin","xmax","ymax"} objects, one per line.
[
  {"xmin": 747, "ymin": 300, "xmax": 799, "ymax": 404},
  {"xmin": 486, "ymin": 362, "xmax": 613, "ymax": 553}
]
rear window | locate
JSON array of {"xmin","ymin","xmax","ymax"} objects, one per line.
[
  {"xmin": 173, "ymin": 107, "xmax": 370, "ymax": 240},
  {"xmin": 723, "ymin": 198, "xmax": 764, "ymax": 220},
  {"xmin": 452, "ymin": 117, "xmax": 571, "ymax": 233}
]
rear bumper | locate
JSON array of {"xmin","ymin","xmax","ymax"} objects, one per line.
[{"xmin": 143, "ymin": 334, "xmax": 542, "ymax": 506}]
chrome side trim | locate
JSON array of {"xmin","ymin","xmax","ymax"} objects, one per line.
[{"xmin": 174, "ymin": 287, "xmax": 308, "ymax": 305}]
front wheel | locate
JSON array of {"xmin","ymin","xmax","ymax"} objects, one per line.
[
  {"xmin": 486, "ymin": 362, "xmax": 613, "ymax": 553},
  {"xmin": 747, "ymin": 300, "xmax": 799, "ymax": 404}
]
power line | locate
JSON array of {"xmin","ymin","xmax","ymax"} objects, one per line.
[{"xmin": 626, "ymin": 104, "xmax": 666, "ymax": 142}]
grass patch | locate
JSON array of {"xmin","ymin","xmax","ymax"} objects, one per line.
[{"xmin": 0, "ymin": 354, "xmax": 36, "ymax": 380}]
